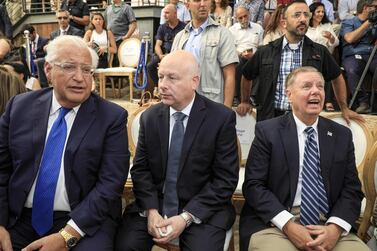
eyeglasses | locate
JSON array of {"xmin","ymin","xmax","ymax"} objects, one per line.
[
  {"xmin": 57, "ymin": 16, "xmax": 68, "ymax": 20},
  {"xmin": 290, "ymin": 11, "xmax": 312, "ymax": 19},
  {"xmin": 53, "ymin": 62, "xmax": 94, "ymax": 76}
]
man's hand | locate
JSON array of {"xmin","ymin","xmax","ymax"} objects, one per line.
[
  {"xmin": 341, "ymin": 107, "xmax": 365, "ymax": 125},
  {"xmin": 0, "ymin": 226, "xmax": 12, "ymax": 251},
  {"xmin": 154, "ymin": 215, "xmax": 186, "ymax": 244},
  {"xmin": 22, "ymin": 233, "xmax": 67, "ymax": 251},
  {"xmin": 147, "ymin": 209, "xmax": 165, "ymax": 239},
  {"xmin": 236, "ymin": 102, "xmax": 252, "ymax": 116},
  {"xmin": 306, "ymin": 224, "xmax": 342, "ymax": 251},
  {"xmin": 283, "ymin": 220, "xmax": 321, "ymax": 251}
]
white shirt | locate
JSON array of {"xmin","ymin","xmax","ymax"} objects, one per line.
[
  {"xmin": 25, "ymin": 92, "xmax": 85, "ymax": 236},
  {"xmin": 228, "ymin": 22, "xmax": 264, "ymax": 54},
  {"xmin": 306, "ymin": 23, "xmax": 339, "ymax": 54},
  {"xmin": 271, "ymin": 114, "xmax": 351, "ymax": 234}
]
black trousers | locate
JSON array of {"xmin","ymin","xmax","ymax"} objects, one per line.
[{"xmin": 115, "ymin": 212, "xmax": 226, "ymax": 251}]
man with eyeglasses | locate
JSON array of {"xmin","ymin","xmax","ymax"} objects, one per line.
[
  {"xmin": 60, "ymin": 0, "xmax": 90, "ymax": 37},
  {"xmin": 0, "ymin": 35, "xmax": 130, "ymax": 251},
  {"xmin": 236, "ymin": 0, "xmax": 363, "ymax": 124},
  {"xmin": 340, "ymin": 0, "xmax": 377, "ymax": 114},
  {"xmin": 50, "ymin": 9, "xmax": 83, "ymax": 40}
]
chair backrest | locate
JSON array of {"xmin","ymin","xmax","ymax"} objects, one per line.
[
  {"xmin": 118, "ymin": 38, "xmax": 141, "ymax": 68},
  {"xmin": 235, "ymin": 110, "xmax": 257, "ymax": 166},
  {"xmin": 322, "ymin": 113, "xmax": 373, "ymax": 183}
]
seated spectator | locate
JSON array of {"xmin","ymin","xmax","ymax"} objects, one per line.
[
  {"xmin": 340, "ymin": 0, "xmax": 377, "ymax": 113},
  {"xmin": 234, "ymin": 0, "xmax": 265, "ymax": 26},
  {"xmin": 306, "ymin": 0, "xmax": 334, "ymax": 22},
  {"xmin": 306, "ymin": 2, "xmax": 339, "ymax": 111},
  {"xmin": 210, "ymin": 0, "xmax": 233, "ymax": 27},
  {"xmin": 338, "ymin": 0, "xmax": 358, "ymax": 21},
  {"xmin": 229, "ymin": 5, "xmax": 264, "ymax": 103},
  {"xmin": 0, "ymin": 68, "xmax": 26, "ymax": 115},
  {"xmin": 2, "ymin": 61, "xmax": 41, "ymax": 90},
  {"xmin": 84, "ymin": 12, "xmax": 117, "ymax": 69},
  {"xmin": 60, "ymin": 0, "xmax": 90, "ymax": 37},
  {"xmin": 147, "ymin": 4, "xmax": 185, "ymax": 89},
  {"xmin": 159, "ymin": 0, "xmax": 191, "ymax": 24},
  {"xmin": 263, "ymin": 4, "xmax": 285, "ymax": 44}
]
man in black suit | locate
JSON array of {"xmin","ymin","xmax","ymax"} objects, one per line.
[
  {"xmin": 239, "ymin": 66, "xmax": 369, "ymax": 251},
  {"xmin": 115, "ymin": 50, "xmax": 239, "ymax": 251},
  {"xmin": 50, "ymin": 9, "xmax": 83, "ymax": 40},
  {"xmin": 0, "ymin": 35, "xmax": 130, "ymax": 251}
]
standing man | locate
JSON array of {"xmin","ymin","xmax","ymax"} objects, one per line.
[
  {"xmin": 236, "ymin": 0, "xmax": 361, "ymax": 123},
  {"xmin": 104, "ymin": 0, "xmax": 137, "ymax": 66},
  {"xmin": 0, "ymin": 4, "xmax": 12, "ymax": 39},
  {"xmin": 239, "ymin": 67, "xmax": 369, "ymax": 251},
  {"xmin": 159, "ymin": 0, "xmax": 191, "ymax": 24},
  {"xmin": 340, "ymin": 0, "xmax": 377, "ymax": 114},
  {"xmin": 338, "ymin": 0, "xmax": 358, "ymax": 21},
  {"xmin": 60, "ymin": 0, "xmax": 90, "ymax": 37},
  {"xmin": 148, "ymin": 4, "xmax": 186, "ymax": 88},
  {"xmin": 115, "ymin": 50, "xmax": 239, "ymax": 251},
  {"xmin": 171, "ymin": 0, "xmax": 238, "ymax": 108},
  {"xmin": 229, "ymin": 6, "xmax": 264, "ymax": 104},
  {"xmin": 0, "ymin": 35, "xmax": 130, "ymax": 250},
  {"xmin": 50, "ymin": 9, "xmax": 83, "ymax": 40}
]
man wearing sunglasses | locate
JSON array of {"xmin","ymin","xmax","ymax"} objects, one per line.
[{"xmin": 50, "ymin": 9, "xmax": 83, "ymax": 40}]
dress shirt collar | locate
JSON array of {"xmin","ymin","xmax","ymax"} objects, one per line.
[
  {"xmin": 189, "ymin": 18, "xmax": 209, "ymax": 35},
  {"xmin": 51, "ymin": 91, "xmax": 80, "ymax": 116},
  {"xmin": 169, "ymin": 93, "xmax": 195, "ymax": 118},
  {"xmin": 282, "ymin": 36, "xmax": 304, "ymax": 50},
  {"xmin": 60, "ymin": 25, "xmax": 70, "ymax": 34},
  {"xmin": 292, "ymin": 113, "xmax": 319, "ymax": 137}
]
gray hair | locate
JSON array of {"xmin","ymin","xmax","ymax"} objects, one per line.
[
  {"xmin": 45, "ymin": 35, "xmax": 99, "ymax": 69},
  {"xmin": 285, "ymin": 66, "xmax": 324, "ymax": 89}
]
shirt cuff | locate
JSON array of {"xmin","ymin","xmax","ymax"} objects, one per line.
[
  {"xmin": 139, "ymin": 210, "xmax": 147, "ymax": 217},
  {"xmin": 67, "ymin": 219, "xmax": 85, "ymax": 237},
  {"xmin": 183, "ymin": 210, "xmax": 201, "ymax": 224},
  {"xmin": 271, "ymin": 210, "xmax": 295, "ymax": 231},
  {"xmin": 326, "ymin": 216, "xmax": 351, "ymax": 236}
]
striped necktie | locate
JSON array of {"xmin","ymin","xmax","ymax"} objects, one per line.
[{"xmin": 300, "ymin": 127, "xmax": 328, "ymax": 225}]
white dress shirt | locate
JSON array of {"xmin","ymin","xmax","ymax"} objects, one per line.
[
  {"xmin": 25, "ymin": 92, "xmax": 85, "ymax": 236},
  {"xmin": 271, "ymin": 114, "xmax": 351, "ymax": 234}
]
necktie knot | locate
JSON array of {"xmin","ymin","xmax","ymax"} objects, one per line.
[
  {"xmin": 59, "ymin": 107, "xmax": 71, "ymax": 118},
  {"xmin": 305, "ymin": 126, "xmax": 315, "ymax": 137},
  {"xmin": 173, "ymin": 112, "xmax": 186, "ymax": 122}
]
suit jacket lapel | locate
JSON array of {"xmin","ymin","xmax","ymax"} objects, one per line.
[
  {"xmin": 280, "ymin": 114, "xmax": 300, "ymax": 205},
  {"xmin": 178, "ymin": 94, "xmax": 206, "ymax": 178},
  {"xmin": 64, "ymin": 96, "xmax": 96, "ymax": 186},
  {"xmin": 32, "ymin": 90, "xmax": 52, "ymax": 175},
  {"xmin": 317, "ymin": 117, "xmax": 333, "ymax": 200},
  {"xmin": 157, "ymin": 104, "xmax": 170, "ymax": 177}
]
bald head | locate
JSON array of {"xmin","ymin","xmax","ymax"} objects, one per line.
[
  {"xmin": 158, "ymin": 50, "xmax": 200, "ymax": 110},
  {"xmin": 164, "ymin": 3, "xmax": 178, "ymax": 23}
]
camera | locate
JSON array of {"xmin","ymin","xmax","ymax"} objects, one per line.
[{"xmin": 368, "ymin": 10, "xmax": 377, "ymax": 24}]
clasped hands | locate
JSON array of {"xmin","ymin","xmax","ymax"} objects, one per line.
[
  {"xmin": 147, "ymin": 209, "xmax": 186, "ymax": 244},
  {"xmin": 283, "ymin": 220, "xmax": 343, "ymax": 251}
]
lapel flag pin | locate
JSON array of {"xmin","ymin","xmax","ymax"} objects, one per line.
[{"xmin": 327, "ymin": 131, "xmax": 332, "ymax": 137}]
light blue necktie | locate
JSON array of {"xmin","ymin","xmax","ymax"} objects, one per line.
[
  {"xmin": 300, "ymin": 127, "xmax": 329, "ymax": 225},
  {"xmin": 32, "ymin": 107, "xmax": 71, "ymax": 236},
  {"xmin": 163, "ymin": 112, "xmax": 186, "ymax": 217}
]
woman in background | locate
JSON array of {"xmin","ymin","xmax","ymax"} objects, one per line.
[
  {"xmin": 0, "ymin": 68, "xmax": 26, "ymax": 115},
  {"xmin": 306, "ymin": 2, "xmax": 339, "ymax": 111},
  {"xmin": 263, "ymin": 4, "xmax": 285, "ymax": 44},
  {"xmin": 210, "ymin": 0, "xmax": 232, "ymax": 28},
  {"xmin": 84, "ymin": 12, "xmax": 117, "ymax": 69}
]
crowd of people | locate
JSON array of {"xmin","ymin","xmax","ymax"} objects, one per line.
[{"xmin": 0, "ymin": 0, "xmax": 375, "ymax": 250}]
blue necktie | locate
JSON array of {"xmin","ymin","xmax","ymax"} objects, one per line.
[
  {"xmin": 300, "ymin": 127, "xmax": 329, "ymax": 225},
  {"xmin": 163, "ymin": 112, "xmax": 186, "ymax": 217},
  {"xmin": 32, "ymin": 107, "xmax": 71, "ymax": 236}
]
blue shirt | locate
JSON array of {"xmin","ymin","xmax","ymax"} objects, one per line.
[
  {"xmin": 183, "ymin": 19, "xmax": 209, "ymax": 62},
  {"xmin": 340, "ymin": 16, "xmax": 375, "ymax": 58},
  {"xmin": 156, "ymin": 21, "xmax": 186, "ymax": 54}
]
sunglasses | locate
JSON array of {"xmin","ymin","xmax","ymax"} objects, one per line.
[{"xmin": 57, "ymin": 16, "xmax": 68, "ymax": 20}]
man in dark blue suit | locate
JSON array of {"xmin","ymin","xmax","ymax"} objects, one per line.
[
  {"xmin": 49, "ymin": 10, "xmax": 83, "ymax": 40},
  {"xmin": 239, "ymin": 67, "xmax": 369, "ymax": 251},
  {"xmin": 0, "ymin": 35, "xmax": 130, "ymax": 251},
  {"xmin": 115, "ymin": 50, "xmax": 239, "ymax": 251}
]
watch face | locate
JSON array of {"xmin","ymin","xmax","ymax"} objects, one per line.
[{"xmin": 67, "ymin": 237, "xmax": 78, "ymax": 248}]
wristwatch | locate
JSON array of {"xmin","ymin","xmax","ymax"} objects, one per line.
[
  {"xmin": 59, "ymin": 229, "xmax": 78, "ymax": 249},
  {"xmin": 180, "ymin": 212, "xmax": 193, "ymax": 228}
]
